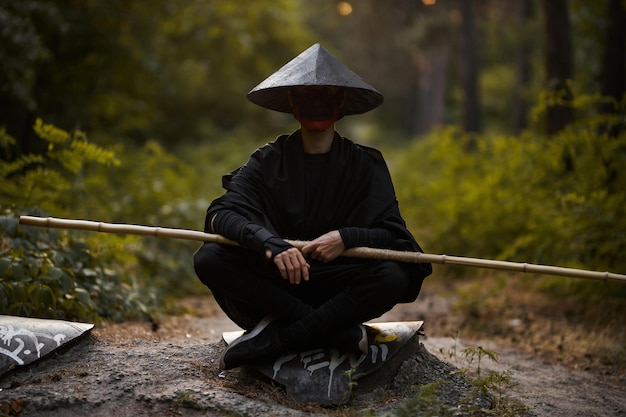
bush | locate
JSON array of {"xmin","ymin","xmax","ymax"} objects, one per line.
[
  {"xmin": 0, "ymin": 119, "xmax": 120, "ymax": 213},
  {"xmin": 69, "ymin": 134, "xmax": 261, "ymax": 299},
  {"xmin": 0, "ymin": 121, "xmax": 160, "ymax": 321},
  {"xmin": 394, "ymin": 94, "xmax": 626, "ymax": 275},
  {"xmin": 0, "ymin": 119, "xmax": 257, "ymax": 320},
  {"xmin": 0, "ymin": 210, "xmax": 157, "ymax": 322}
]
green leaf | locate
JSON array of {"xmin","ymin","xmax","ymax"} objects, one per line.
[
  {"xmin": 28, "ymin": 283, "xmax": 56, "ymax": 308},
  {"xmin": 33, "ymin": 118, "xmax": 70, "ymax": 145},
  {"xmin": 0, "ymin": 257, "xmax": 12, "ymax": 274},
  {"xmin": 11, "ymin": 263, "xmax": 25, "ymax": 281},
  {"xmin": 74, "ymin": 287, "xmax": 92, "ymax": 304},
  {"xmin": 59, "ymin": 271, "xmax": 75, "ymax": 293}
]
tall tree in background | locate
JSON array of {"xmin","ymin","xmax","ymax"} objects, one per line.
[
  {"xmin": 413, "ymin": 35, "xmax": 451, "ymax": 136},
  {"xmin": 513, "ymin": 0, "xmax": 533, "ymax": 134},
  {"xmin": 411, "ymin": 6, "xmax": 456, "ymax": 136},
  {"xmin": 542, "ymin": 0, "xmax": 574, "ymax": 135},
  {"xmin": 599, "ymin": 0, "xmax": 626, "ymax": 136},
  {"xmin": 459, "ymin": 0, "xmax": 481, "ymax": 134},
  {"xmin": 301, "ymin": 0, "xmax": 460, "ymax": 138}
]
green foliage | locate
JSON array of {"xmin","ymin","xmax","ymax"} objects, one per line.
[
  {"xmin": 0, "ymin": 121, "xmax": 164, "ymax": 321},
  {"xmin": 0, "ymin": 0, "xmax": 314, "ymax": 145},
  {"xmin": 3, "ymin": 0, "xmax": 622, "ymax": 146},
  {"xmin": 0, "ymin": 119, "xmax": 119, "ymax": 213},
  {"xmin": 2, "ymin": 118, "xmax": 261, "ymax": 321},
  {"xmin": 457, "ymin": 346, "xmax": 528, "ymax": 417},
  {"xmin": 379, "ymin": 381, "xmax": 450, "ymax": 417},
  {"xmin": 381, "ymin": 341, "xmax": 526, "ymax": 416},
  {"xmin": 0, "ymin": 0, "xmax": 61, "ymax": 110},
  {"xmin": 435, "ymin": 337, "xmax": 528, "ymax": 417},
  {"xmin": 394, "ymin": 93, "xmax": 626, "ymax": 276},
  {"xmin": 0, "ymin": 210, "xmax": 157, "ymax": 322},
  {"xmin": 0, "ymin": 128, "xmax": 45, "ymax": 176},
  {"xmin": 64, "ymin": 135, "xmax": 258, "ymax": 299}
]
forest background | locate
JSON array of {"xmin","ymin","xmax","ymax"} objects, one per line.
[{"xmin": 1, "ymin": 0, "xmax": 625, "ymax": 372}]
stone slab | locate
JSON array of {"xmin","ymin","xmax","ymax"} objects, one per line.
[
  {"xmin": 0, "ymin": 315, "xmax": 94, "ymax": 377},
  {"xmin": 223, "ymin": 321, "xmax": 423, "ymax": 405}
]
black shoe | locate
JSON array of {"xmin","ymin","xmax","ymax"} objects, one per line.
[
  {"xmin": 329, "ymin": 324, "xmax": 368, "ymax": 356},
  {"xmin": 219, "ymin": 316, "xmax": 284, "ymax": 370}
]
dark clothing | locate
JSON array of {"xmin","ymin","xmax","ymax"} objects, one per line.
[
  {"xmin": 194, "ymin": 242, "xmax": 419, "ymax": 331},
  {"xmin": 194, "ymin": 130, "xmax": 431, "ymax": 331}
]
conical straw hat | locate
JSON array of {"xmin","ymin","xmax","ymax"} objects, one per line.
[{"xmin": 247, "ymin": 43, "xmax": 383, "ymax": 115}]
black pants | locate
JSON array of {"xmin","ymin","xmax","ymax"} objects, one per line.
[{"xmin": 193, "ymin": 242, "xmax": 420, "ymax": 332}]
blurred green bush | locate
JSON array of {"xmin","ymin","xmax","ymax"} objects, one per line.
[
  {"xmin": 1, "ymin": 121, "xmax": 155, "ymax": 321},
  {"xmin": 1, "ymin": 119, "xmax": 259, "ymax": 321},
  {"xmin": 0, "ymin": 211, "xmax": 156, "ymax": 322},
  {"xmin": 394, "ymin": 93, "xmax": 626, "ymax": 278}
]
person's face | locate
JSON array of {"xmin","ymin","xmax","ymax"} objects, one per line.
[
  {"xmin": 290, "ymin": 86, "xmax": 344, "ymax": 132},
  {"xmin": 290, "ymin": 86, "xmax": 344, "ymax": 121}
]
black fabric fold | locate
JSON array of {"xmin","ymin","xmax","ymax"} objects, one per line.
[
  {"xmin": 209, "ymin": 210, "xmax": 292, "ymax": 257},
  {"xmin": 338, "ymin": 227, "xmax": 396, "ymax": 249}
]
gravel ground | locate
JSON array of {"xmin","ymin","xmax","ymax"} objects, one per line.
[{"xmin": 1, "ymin": 296, "xmax": 624, "ymax": 416}]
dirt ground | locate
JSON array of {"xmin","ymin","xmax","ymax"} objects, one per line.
[{"xmin": 1, "ymin": 289, "xmax": 625, "ymax": 416}]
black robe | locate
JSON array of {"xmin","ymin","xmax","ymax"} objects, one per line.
[{"xmin": 205, "ymin": 130, "xmax": 431, "ymax": 302}]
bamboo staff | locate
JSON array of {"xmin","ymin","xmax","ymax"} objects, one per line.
[{"xmin": 18, "ymin": 215, "xmax": 626, "ymax": 284}]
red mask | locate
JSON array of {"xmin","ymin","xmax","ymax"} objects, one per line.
[
  {"xmin": 293, "ymin": 106, "xmax": 342, "ymax": 131},
  {"xmin": 291, "ymin": 87, "xmax": 344, "ymax": 131}
]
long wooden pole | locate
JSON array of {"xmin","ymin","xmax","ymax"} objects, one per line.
[{"xmin": 18, "ymin": 215, "xmax": 626, "ymax": 284}]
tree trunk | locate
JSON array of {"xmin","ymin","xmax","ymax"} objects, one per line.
[
  {"xmin": 459, "ymin": 0, "xmax": 481, "ymax": 135},
  {"xmin": 599, "ymin": 0, "xmax": 626, "ymax": 188},
  {"xmin": 414, "ymin": 50, "xmax": 449, "ymax": 136},
  {"xmin": 542, "ymin": 0, "xmax": 574, "ymax": 136},
  {"xmin": 513, "ymin": 0, "xmax": 533, "ymax": 135},
  {"xmin": 599, "ymin": 0, "xmax": 626, "ymax": 136}
]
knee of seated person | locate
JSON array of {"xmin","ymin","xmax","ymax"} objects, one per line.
[
  {"xmin": 349, "ymin": 261, "xmax": 412, "ymax": 316},
  {"xmin": 193, "ymin": 243, "xmax": 224, "ymax": 283},
  {"xmin": 355, "ymin": 261, "xmax": 410, "ymax": 295},
  {"xmin": 378, "ymin": 261, "xmax": 412, "ymax": 294}
]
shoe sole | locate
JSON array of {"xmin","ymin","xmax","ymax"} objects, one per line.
[{"xmin": 218, "ymin": 315, "xmax": 275, "ymax": 370}]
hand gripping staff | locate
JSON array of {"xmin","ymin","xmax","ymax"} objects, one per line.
[{"xmin": 18, "ymin": 215, "xmax": 626, "ymax": 284}]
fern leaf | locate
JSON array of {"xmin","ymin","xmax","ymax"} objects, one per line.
[
  {"xmin": 33, "ymin": 118, "xmax": 71, "ymax": 145},
  {"xmin": 0, "ymin": 127, "xmax": 17, "ymax": 149},
  {"xmin": 71, "ymin": 140, "xmax": 121, "ymax": 166},
  {"xmin": 0, "ymin": 154, "xmax": 45, "ymax": 177}
]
